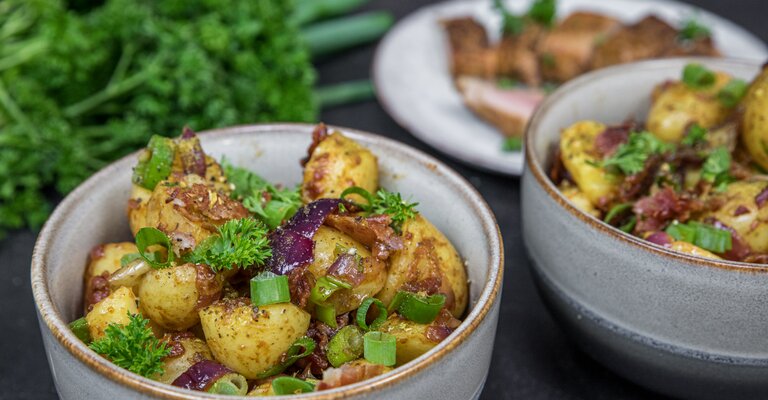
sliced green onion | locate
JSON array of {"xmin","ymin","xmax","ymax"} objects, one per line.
[
  {"xmin": 250, "ymin": 271, "xmax": 290, "ymax": 307},
  {"xmin": 135, "ymin": 227, "xmax": 174, "ymax": 269},
  {"xmin": 327, "ymin": 325, "xmax": 364, "ymax": 367},
  {"xmin": 119, "ymin": 253, "xmax": 142, "ymax": 267},
  {"xmin": 132, "ymin": 135, "xmax": 175, "ymax": 190},
  {"xmin": 272, "ymin": 376, "xmax": 315, "ymax": 395},
  {"xmin": 363, "ymin": 331, "xmax": 396, "ymax": 366},
  {"xmin": 340, "ymin": 186, "xmax": 375, "ymax": 211},
  {"xmin": 314, "ymin": 302, "xmax": 337, "ymax": 328},
  {"xmin": 682, "ymin": 63, "xmax": 715, "ymax": 89},
  {"xmin": 501, "ymin": 137, "xmax": 523, "ymax": 152},
  {"xmin": 619, "ymin": 216, "xmax": 637, "ymax": 233},
  {"xmin": 69, "ymin": 317, "xmax": 91, "ymax": 344},
  {"xmin": 387, "ymin": 291, "xmax": 446, "ymax": 324},
  {"xmin": 666, "ymin": 221, "xmax": 697, "ymax": 243},
  {"xmin": 254, "ymin": 337, "xmax": 316, "ymax": 379},
  {"xmin": 717, "ymin": 79, "xmax": 748, "ymax": 108},
  {"xmin": 665, "ymin": 221, "xmax": 732, "ymax": 253},
  {"xmin": 207, "ymin": 373, "xmax": 248, "ymax": 395},
  {"xmin": 309, "ymin": 275, "xmax": 352, "ymax": 304},
  {"xmin": 356, "ymin": 297, "xmax": 387, "ymax": 331},
  {"xmin": 603, "ymin": 203, "xmax": 633, "ymax": 225}
]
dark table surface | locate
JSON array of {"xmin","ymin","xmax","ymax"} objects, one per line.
[{"xmin": 3, "ymin": 1, "xmax": 767, "ymax": 399}]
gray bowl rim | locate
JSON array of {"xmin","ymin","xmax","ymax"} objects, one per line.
[
  {"xmin": 30, "ymin": 123, "xmax": 505, "ymax": 399},
  {"xmin": 524, "ymin": 56, "xmax": 768, "ymax": 273}
]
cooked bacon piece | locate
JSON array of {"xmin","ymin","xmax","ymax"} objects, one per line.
[
  {"xmin": 301, "ymin": 123, "xmax": 329, "ymax": 167},
  {"xmin": 287, "ymin": 268, "xmax": 312, "ymax": 308},
  {"xmin": 316, "ymin": 361, "xmax": 391, "ymax": 391},
  {"xmin": 496, "ymin": 24, "xmax": 546, "ymax": 86},
  {"xmin": 325, "ymin": 214, "xmax": 403, "ymax": 260},
  {"xmin": 441, "ymin": 18, "xmax": 496, "ymax": 78},
  {"xmin": 455, "ymin": 76, "xmax": 545, "ymax": 137},
  {"xmin": 591, "ymin": 16, "xmax": 679, "ymax": 69},
  {"xmin": 86, "ymin": 272, "xmax": 111, "ymax": 312},
  {"xmin": 293, "ymin": 316, "xmax": 350, "ymax": 377},
  {"xmin": 537, "ymin": 12, "xmax": 620, "ymax": 82},
  {"xmin": 663, "ymin": 36, "xmax": 720, "ymax": 58},
  {"xmin": 166, "ymin": 183, "xmax": 249, "ymax": 230},
  {"xmin": 633, "ymin": 187, "xmax": 701, "ymax": 234},
  {"xmin": 618, "ymin": 155, "xmax": 662, "ymax": 202},
  {"xmin": 594, "ymin": 123, "xmax": 633, "ymax": 157},
  {"xmin": 425, "ymin": 308, "xmax": 462, "ymax": 343}
]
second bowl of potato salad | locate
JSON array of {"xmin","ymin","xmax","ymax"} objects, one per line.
[{"xmin": 522, "ymin": 58, "xmax": 768, "ymax": 400}]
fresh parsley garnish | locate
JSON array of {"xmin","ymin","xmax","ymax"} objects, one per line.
[
  {"xmin": 340, "ymin": 187, "xmax": 419, "ymax": 233},
  {"xmin": 493, "ymin": 0, "xmax": 526, "ymax": 35},
  {"xmin": 682, "ymin": 123, "xmax": 707, "ymax": 146},
  {"xmin": 186, "ymin": 218, "xmax": 272, "ymax": 272},
  {"xmin": 528, "ymin": 0, "xmax": 557, "ymax": 26},
  {"xmin": 502, "ymin": 137, "xmax": 523, "ymax": 152},
  {"xmin": 717, "ymin": 79, "xmax": 748, "ymax": 108},
  {"xmin": 682, "ymin": 63, "xmax": 716, "ymax": 89},
  {"xmin": 88, "ymin": 314, "xmax": 170, "ymax": 378},
  {"xmin": 678, "ymin": 18, "xmax": 711, "ymax": 41},
  {"xmin": 223, "ymin": 161, "xmax": 301, "ymax": 230},
  {"xmin": 493, "ymin": 0, "xmax": 557, "ymax": 35},
  {"xmin": 701, "ymin": 147, "xmax": 734, "ymax": 191},
  {"xmin": 600, "ymin": 131, "xmax": 672, "ymax": 175}
]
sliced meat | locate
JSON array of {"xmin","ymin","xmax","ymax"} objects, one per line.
[
  {"xmin": 591, "ymin": 16, "xmax": 679, "ymax": 69},
  {"xmin": 663, "ymin": 36, "xmax": 720, "ymax": 58},
  {"xmin": 442, "ymin": 18, "xmax": 496, "ymax": 77},
  {"xmin": 537, "ymin": 12, "xmax": 621, "ymax": 82},
  {"xmin": 456, "ymin": 76, "xmax": 545, "ymax": 137},
  {"xmin": 496, "ymin": 24, "xmax": 545, "ymax": 86}
]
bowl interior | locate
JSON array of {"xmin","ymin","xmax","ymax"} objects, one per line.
[{"xmin": 33, "ymin": 124, "xmax": 502, "ymax": 398}]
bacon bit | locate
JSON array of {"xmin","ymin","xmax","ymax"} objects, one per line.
[
  {"xmin": 293, "ymin": 316, "xmax": 350, "ymax": 377},
  {"xmin": 325, "ymin": 214, "xmax": 404, "ymax": 260},
  {"xmin": 160, "ymin": 332, "xmax": 196, "ymax": 359},
  {"xmin": 743, "ymin": 253, "xmax": 768, "ymax": 264},
  {"xmin": 316, "ymin": 361, "xmax": 389, "ymax": 391},
  {"xmin": 755, "ymin": 187, "xmax": 768, "ymax": 208},
  {"xmin": 127, "ymin": 198, "xmax": 142, "ymax": 211},
  {"xmin": 301, "ymin": 123, "xmax": 329, "ymax": 167},
  {"xmin": 619, "ymin": 155, "xmax": 662, "ymax": 202},
  {"xmin": 733, "ymin": 205, "xmax": 750, "ymax": 216},
  {"xmin": 594, "ymin": 124, "xmax": 632, "ymax": 157},
  {"xmin": 167, "ymin": 184, "xmax": 249, "ymax": 229},
  {"xmin": 89, "ymin": 244, "xmax": 106, "ymax": 260},
  {"xmin": 194, "ymin": 264, "xmax": 222, "ymax": 310},
  {"xmin": 632, "ymin": 187, "xmax": 700, "ymax": 234},
  {"xmin": 425, "ymin": 309, "xmax": 462, "ymax": 343},
  {"xmin": 287, "ymin": 268, "xmax": 312, "ymax": 308},
  {"xmin": 86, "ymin": 272, "xmax": 111, "ymax": 311},
  {"xmin": 548, "ymin": 146, "xmax": 573, "ymax": 185},
  {"xmin": 645, "ymin": 231, "xmax": 673, "ymax": 247}
]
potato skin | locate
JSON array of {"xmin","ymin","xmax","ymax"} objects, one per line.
[
  {"xmin": 156, "ymin": 335, "xmax": 213, "ymax": 384},
  {"xmin": 301, "ymin": 132, "xmax": 378, "ymax": 203},
  {"xmin": 199, "ymin": 299, "xmax": 311, "ymax": 379},
  {"xmin": 669, "ymin": 241, "xmax": 721, "ymax": 260},
  {"xmin": 377, "ymin": 215, "xmax": 468, "ymax": 318},
  {"xmin": 308, "ymin": 226, "xmax": 387, "ymax": 314},
  {"xmin": 378, "ymin": 314, "xmax": 437, "ymax": 366},
  {"xmin": 647, "ymin": 72, "xmax": 731, "ymax": 143},
  {"xmin": 707, "ymin": 180, "xmax": 768, "ymax": 253},
  {"xmin": 139, "ymin": 263, "xmax": 223, "ymax": 331},
  {"xmin": 742, "ymin": 66, "xmax": 768, "ymax": 170},
  {"xmin": 558, "ymin": 182, "xmax": 600, "ymax": 218},
  {"xmin": 83, "ymin": 242, "xmax": 138, "ymax": 311},
  {"xmin": 559, "ymin": 120, "xmax": 618, "ymax": 206},
  {"xmin": 85, "ymin": 286, "xmax": 139, "ymax": 341}
]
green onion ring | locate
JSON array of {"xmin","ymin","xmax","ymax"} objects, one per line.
[
  {"xmin": 250, "ymin": 271, "xmax": 291, "ymax": 307},
  {"xmin": 388, "ymin": 291, "xmax": 446, "ymax": 324},
  {"xmin": 254, "ymin": 337, "xmax": 316, "ymax": 379},
  {"xmin": 340, "ymin": 186, "xmax": 375, "ymax": 211},
  {"xmin": 363, "ymin": 331, "xmax": 396, "ymax": 367},
  {"xmin": 356, "ymin": 297, "xmax": 387, "ymax": 331},
  {"xmin": 271, "ymin": 376, "xmax": 315, "ymax": 395}
]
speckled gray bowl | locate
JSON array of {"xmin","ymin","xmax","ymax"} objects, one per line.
[
  {"xmin": 521, "ymin": 58, "xmax": 768, "ymax": 400},
  {"xmin": 31, "ymin": 124, "xmax": 503, "ymax": 400}
]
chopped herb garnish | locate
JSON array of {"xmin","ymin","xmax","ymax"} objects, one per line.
[
  {"xmin": 717, "ymin": 79, "xmax": 748, "ymax": 108},
  {"xmin": 502, "ymin": 137, "xmax": 523, "ymax": 152},
  {"xmin": 666, "ymin": 221, "xmax": 732, "ymax": 253},
  {"xmin": 603, "ymin": 203, "xmax": 633, "ymax": 225},
  {"xmin": 701, "ymin": 147, "xmax": 734, "ymax": 191},
  {"xmin": 599, "ymin": 131, "xmax": 672, "ymax": 175},
  {"xmin": 493, "ymin": 0, "xmax": 558, "ymax": 35},
  {"xmin": 497, "ymin": 77, "xmax": 520, "ymax": 89},
  {"xmin": 223, "ymin": 161, "xmax": 301, "ymax": 230},
  {"xmin": 682, "ymin": 63, "xmax": 716, "ymax": 89},
  {"xmin": 88, "ymin": 313, "xmax": 170, "ymax": 378},
  {"xmin": 340, "ymin": 187, "xmax": 419, "ymax": 233},
  {"xmin": 682, "ymin": 123, "xmax": 707, "ymax": 146},
  {"xmin": 185, "ymin": 218, "xmax": 271, "ymax": 272},
  {"xmin": 678, "ymin": 18, "xmax": 711, "ymax": 41},
  {"xmin": 493, "ymin": 0, "xmax": 526, "ymax": 35},
  {"xmin": 528, "ymin": 0, "xmax": 557, "ymax": 26}
]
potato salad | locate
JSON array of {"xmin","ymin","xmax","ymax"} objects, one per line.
[
  {"xmin": 551, "ymin": 63, "xmax": 768, "ymax": 263},
  {"xmin": 69, "ymin": 124, "xmax": 468, "ymax": 395}
]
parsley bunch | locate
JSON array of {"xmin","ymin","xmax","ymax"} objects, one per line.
[
  {"xmin": 88, "ymin": 314, "xmax": 170, "ymax": 378},
  {"xmin": 600, "ymin": 131, "xmax": 673, "ymax": 175},
  {"xmin": 223, "ymin": 161, "xmax": 302, "ymax": 230},
  {"xmin": 186, "ymin": 218, "xmax": 272, "ymax": 272}
]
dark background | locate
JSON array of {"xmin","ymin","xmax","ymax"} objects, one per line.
[{"xmin": 3, "ymin": 1, "xmax": 766, "ymax": 399}]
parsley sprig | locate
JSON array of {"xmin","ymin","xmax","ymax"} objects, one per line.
[
  {"xmin": 186, "ymin": 218, "xmax": 272, "ymax": 272},
  {"xmin": 599, "ymin": 131, "xmax": 672, "ymax": 175},
  {"xmin": 340, "ymin": 187, "xmax": 419, "ymax": 233},
  {"xmin": 224, "ymin": 161, "xmax": 302, "ymax": 230},
  {"xmin": 88, "ymin": 314, "xmax": 170, "ymax": 378}
]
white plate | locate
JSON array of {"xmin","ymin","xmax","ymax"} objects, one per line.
[{"xmin": 373, "ymin": 0, "xmax": 768, "ymax": 176}]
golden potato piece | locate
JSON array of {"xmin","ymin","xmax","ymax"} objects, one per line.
[
  {"xmin": 559, "ymin": 120, "xmax": 618, "ymax": 206},
  {"xmin": 139, "ymin": 263, "xmax": 223, "ymax": 331},
  {"xmin": 669, "ymin": 241, "xmax": 721, "ymax": 260},
  {"xmin": 647, "ymin": 72, "xmax": 731, "ymax": 143},
  {"xmin": 377, "ymin": 215, "xmax": 467, "ymax": 318},
  {"xmin": 558, "ymin": 182, "xmax": 600, "ymax": 218},
  {"xmin": 85, "ymin": 286, "xmax": 139, "ymax": 341},
  {"xmin": 301, "ymin": 131, "xmax": 378, "ymax": 203},
  {"xmin": 707, "ymin": 180, "xmax": 768, "ymax": 253},
  {"xmin": 742, "ymin": 66, "xmax": 768, "ymax": 170},
  {"xmin": 199, "ymin": 299, "xmax": 311, "ymax": 379},
  {"xmin": 157, "ymin": 333, "xmax": 214, "ymax": 384},
  {"xmin": 83, "ymin": 242, "xmax": 138, "ymax": 312},
  {"xmin": 378, "ymin": 314, "xmax": 437, "ymax": 366}
]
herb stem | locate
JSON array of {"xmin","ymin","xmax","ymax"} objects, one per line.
[
  {"xmin": 63, "ymin": 67, "xmax": 153, "ymax": 118},
  {"xmin": 316, "ymin": 79, "xmax": 375, "ymax": 109}
]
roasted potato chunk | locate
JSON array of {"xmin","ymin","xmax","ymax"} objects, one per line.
[
  {"xmin": 85, "ymin": 286, "xmax": 139, "ymax": 341},
  {"xmin": 199, "ymin": 299, "xmax": 311, "ymax": 379},
  {"xmin": 83, "ymin": 242, "xmax": 138, "ymax": 312},
  {"xmin": 558, "ymin": 182, "xmax": 600, "ymax": 218},
  {"xmin": 559, "ymin": 120, "xmax": 618, "ymax": 206},
  {"xmin": 301, "ymin": 131, "xmax": 378, "ymax": 203},
  {"xmin": 377, "ymin": 215, "xmax": 467, "ymax": 318},
  {"xmin": 156, "ymin": 334, "xmax": 214, "ymax": 384},
  {"xmin": 707, "ymin": 180, "xmax": 768, "ymax": 253},
  {"xmin": 378, "ymin": 314, "xmax": 437, "ymax": 366},
  {"xmin": 741, "ymin": 66, "xmax": 768, "ymax": 170},
  {"xmin": 669, "ymin": 241, "xmax": 721, "ymax": 260}
]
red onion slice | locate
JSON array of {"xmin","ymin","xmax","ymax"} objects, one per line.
[
  {"xmin": 327, "ymin": 253, "xmax": 364, "ymax": 286},
  {"xmin": 171, "ymin": 360, "xmax": 232, "ymax": 391},
  {"xmin": 646, "ymin": 231, "xmax": 673, "ymax": 247}
]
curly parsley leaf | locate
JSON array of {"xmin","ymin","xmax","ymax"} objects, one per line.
[
  {"xmin": 701, "ymin": 147, "xmax": 734, "ymax": 191},
  {"xmin": 88, "ymin": 314, "xmax": 170, "ymax": 378},
  {"xmin": 186, "ymin": 218, "xmax": 271, "ymax": 272},
  {"xmin": 341, "ymin": 187, "xmax": 419, "ymax": 233},
  {"xmin": 223, "ymin": 161, "xmax": 301, "ymax": 229},
  {"xmin": 600, "ymin": 131, "xmax": 673, "ymax": 175}
]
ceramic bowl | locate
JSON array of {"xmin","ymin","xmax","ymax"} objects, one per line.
[
  {"xmin": 31, "ymin": 124, "xmax": 503, "ymax": 400},
  {"xmin": 521, "ymin": 58, "xmax": 768, "ymax": 400}
]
